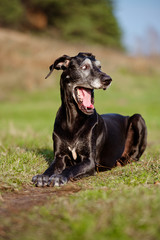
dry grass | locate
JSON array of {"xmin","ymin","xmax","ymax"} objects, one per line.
[{"xmin": 0, "ymin": 27, "xmax": 160, "ymax": 99}]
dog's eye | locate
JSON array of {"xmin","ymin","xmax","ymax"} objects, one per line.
[{"xmin": 81, "ymin": 64, "xmax": 89, "ymax": 70}]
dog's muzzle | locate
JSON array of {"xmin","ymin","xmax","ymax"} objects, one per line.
[{"xmin": 101, "ymin": 75, "xmax": 112, "ymax": 90}]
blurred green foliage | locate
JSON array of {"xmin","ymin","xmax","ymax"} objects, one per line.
[
  {"xmin": 0, "ymin": 0, "xmax": 122, "ymax": 48},
  {"xmin": 0, "ymin": 0, "xmax": 24, "ymax": 26}
]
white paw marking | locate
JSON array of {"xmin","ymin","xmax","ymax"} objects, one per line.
[{"xmin": 54, "ymin": 181, "xmax": 60, "ymax": 187}]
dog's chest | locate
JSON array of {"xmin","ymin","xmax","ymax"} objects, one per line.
[
  {"xmin": 68, "ymin": 146, "xmax": 77, "ymax": 160},
  {"xmin": 65, "ymin": 139, "xmax": 89, "ymax": 162}
]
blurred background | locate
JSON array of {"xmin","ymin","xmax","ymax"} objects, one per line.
[{"xmin": 0, "ymin": 0, "xmax": 160, "ymax": 145}]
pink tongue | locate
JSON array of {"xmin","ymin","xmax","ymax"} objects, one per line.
[{"xmin": 78, "ymin": 88, "xmax": 94, "ymax": 109}]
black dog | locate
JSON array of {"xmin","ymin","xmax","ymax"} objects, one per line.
[{"xmin": 32, "ymin": 52, "xmax": 147, "ymax": 187}]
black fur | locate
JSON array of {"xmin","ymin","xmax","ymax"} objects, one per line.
[{"xmin": 32, "ymin": 52, "xmax": 147, "ymax": 187}]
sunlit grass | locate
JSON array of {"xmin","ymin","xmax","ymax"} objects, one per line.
[{"xmin": 0, "ymin": 29, "xmax": 160, "ymax": 240}]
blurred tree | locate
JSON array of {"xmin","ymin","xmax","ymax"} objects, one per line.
[
  {"xmin": 0, "ymin": 0, "xmax": 24, "ymax": 27},
  {"xmin": 0, "ymin": 0, "xmax": 123, "ymax": 48}
]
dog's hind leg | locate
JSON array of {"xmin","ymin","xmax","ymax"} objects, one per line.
[{"xmin": 116, "ymin": 114, "xmax": 147, "ymax": 166}]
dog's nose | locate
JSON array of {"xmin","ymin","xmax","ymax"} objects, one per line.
[{"xmin": 102, "ymin": 75, "xmax": 112, "ymax": 86}]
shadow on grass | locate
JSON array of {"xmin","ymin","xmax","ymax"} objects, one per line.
[
  {"xmin": 37, "ymin": 148, "xmax": 53, "ymax": 165},
  {"xmin": 30, "ymin": 148, "xmax": 53, "ymax": 165}
]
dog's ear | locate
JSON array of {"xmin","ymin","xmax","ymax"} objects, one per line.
[{"xmin": 45, "ymin": 55, "xmax": 71, "ymax": 79}]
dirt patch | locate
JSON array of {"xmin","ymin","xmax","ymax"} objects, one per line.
[{"xmin": 0, "ymin": 183, "xmax": 82, "ymax": 216}]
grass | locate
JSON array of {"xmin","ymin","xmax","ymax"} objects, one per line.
[
  {"xmin": 0, "ymin": 28, "xmax": 160, "ymax": 240},
  {"xmin": 0, "ymin": 75, "xmax": 160, "ymax": 240},
  {"xmin": 2, "ymin": 186, "xmax": 160, "ymax": 240}
]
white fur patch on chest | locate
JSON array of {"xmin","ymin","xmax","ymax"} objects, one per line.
[{"xmin": 68, "ymin": 146, "xmax": 77, "ymax": 160}]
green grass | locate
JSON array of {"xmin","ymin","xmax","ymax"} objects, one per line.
[
  {"xmin": 2, "ymin": 186, "xmax": 160, "ymax": 240},
  {"xmin": 0, "ymin": 68, "xmax": 160, "ymax": 240}
]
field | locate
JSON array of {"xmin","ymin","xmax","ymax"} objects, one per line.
[{"xmin": 0, "ymin": 28, "xmax": 160, "ymax": 240}]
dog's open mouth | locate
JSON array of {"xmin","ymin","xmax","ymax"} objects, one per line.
[{"xmin": 74, "ymin": 87, "xmax": 94, "ymax": 114}]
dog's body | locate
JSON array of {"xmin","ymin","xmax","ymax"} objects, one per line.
[{"xmin": 32, "ymin": 52, "xmax": 147, "ymax": 187}]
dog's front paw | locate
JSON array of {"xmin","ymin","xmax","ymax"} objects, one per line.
[
  {"xmin": 47, "ymin": 174, "xmax": 68, "ymax": 187},
  {"xmin": 32, "ymin": 174, "xmax": 49, "ymax": 187}
]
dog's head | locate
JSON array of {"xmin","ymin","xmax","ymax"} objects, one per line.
[{"xmin": 46, "ymin": 52, "xmax": 112, "ymax": 115}]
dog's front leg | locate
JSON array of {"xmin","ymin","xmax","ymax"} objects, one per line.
[
  {"xmin": 47, "ymin": 158, "xmax": 95, "ymax": 187},
  {"xmin": 32, "ymin": 156, "xmax": 66, "ymax": 187}
]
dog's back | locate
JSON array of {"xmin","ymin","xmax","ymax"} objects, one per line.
[{"xmin": 32, "ymin": 53, "xmax": 147, "ymax": 187}]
